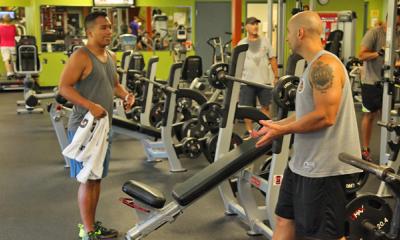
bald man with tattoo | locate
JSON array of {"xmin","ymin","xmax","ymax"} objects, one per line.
[{"xmin": 252, "ymin": 11, "xmax": 362, "ymax": 240}]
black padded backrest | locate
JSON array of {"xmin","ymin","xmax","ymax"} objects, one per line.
[
  {"xmin": 172, "ymin": 138, "xmax": 271, "ymax": 206},
  {"xmin": 327, "ymin": 30, "xmax": 343, "ymax": 42},
  {"xmin": 130, "ymin": 52, "xmax": 145, "ymax": 71},
  {"xmin": 15, "ymin": 35, "xmax": 40, "ymax": 73},
  {"xmin": 17, "ymin": 35, "xmax": 36, "ymax": 45},
  {"xmin": 181, "ymin": 55, "xmax": 203, "ymax": 82},
  {"xmin": 325, "ymin": 30, "xmax": 343, "ymax": 57}
]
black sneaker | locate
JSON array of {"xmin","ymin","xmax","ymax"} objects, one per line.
[{"xmin": 94, "ymin": 221, "xmax": 118, "ymax": 239}]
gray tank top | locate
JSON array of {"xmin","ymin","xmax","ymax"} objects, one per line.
[
  {"xmin": 289, "ymin": 50, "xmax": 362, "ymax": 177},
  {"xmin": 67, "ymin": 47, "xmax": 115, "ymax": 132}
]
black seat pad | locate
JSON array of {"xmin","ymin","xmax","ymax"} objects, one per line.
[
  {"xmin": 112, "ymin": 116, "xmax": 161, "ymax": 138},
  {"xmin": 172, "ymin": 138, "xmax": 271, "ymax": 206},
  {"xmin": 122, "ymin": 180, "xmax": 166, "ymax": 209}
]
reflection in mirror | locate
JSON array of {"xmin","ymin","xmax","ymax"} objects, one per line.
[
  {"xmin": 40, "ymin": 6, "xmax": 89, "ymax": 52},
  {"xmin": 39, "ymin": 6, "xmax": 192, "ymax": 54}
]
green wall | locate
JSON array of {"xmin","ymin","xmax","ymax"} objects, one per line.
[
  {"xmin": 314, "ymin": 0, "xmax": 365, "ymax": 59},
  {"xmin": 0, "ymin": 0, "xmax": 389, "ymax": 86},
  {"xmin": 0, "ymin": 0, "xmax": 30, "ymax": 6}
]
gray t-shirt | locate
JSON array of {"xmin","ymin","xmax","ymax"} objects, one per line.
[
  {"xmin": 238, "ymin": 36, "xmax": 275, "ymax": 85},
  {"xmin": 289, "ymin": 50, "xmax": 362, "ymax": 178},
  {"xmin": 361, "ymin": 26, "xmax": 386, "ymax": 85}
]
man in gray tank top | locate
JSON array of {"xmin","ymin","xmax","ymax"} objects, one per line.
[
  {"xmin": 253, "ymin": 11, "xmax": 361, "ymax": 240},
  {"xmin": 59, "ymin": 12, "xmax": 134, "ymax": 240}
]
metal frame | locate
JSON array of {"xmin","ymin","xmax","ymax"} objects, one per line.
[
  {"xmin": 48, "ymin": 102, "xmax": 72, "ymax": 168},
  {"xmin": 140, "ymin": 65, "xmax": 186, "ymax": 172},
  {"xmin": 378, "ymin": 0, "xmax": 400, "ymax": 197},
  {"xmin": 213, "ymin": 43, "xmax": 289, "ymax": 239}
]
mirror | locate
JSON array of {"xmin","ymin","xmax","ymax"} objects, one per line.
[{"xmin": 39, "ymin": 6, "xmax": 192, "ymax": 53}]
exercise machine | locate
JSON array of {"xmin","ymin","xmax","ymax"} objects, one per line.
[
  {"xmin": 206, "ymin": 34, "xmax": 232, "ymax": 65},
  {"xmin": 207, "ymin": 45, "xmax": 293, "ymax": 238},
  {"xmin": 13, "ymin": 36, "xmax": 46, "ymax": 114}
]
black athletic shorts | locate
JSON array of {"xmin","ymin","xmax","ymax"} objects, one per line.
[
  {"xmin": 275, "ymin": 167, "xmax": 348, "ymax": 239},
  {"xmin": 239, "ymin": 85, "xmax": 272, "ymax": 107},
  {"xmin": 361, "ymin": 83, "xmax": 383, "ymax": 112}
]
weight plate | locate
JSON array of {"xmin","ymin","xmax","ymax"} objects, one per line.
[
  {"xmin": 182, "ymin": 137, "xmax": 202, "ymax": 159},
  {"xmin": 208, "ymin": 63, "xmax": 229, "ymax": 90},
  {"xmin": 181, "ymin": 119, "xmax": 207, "ymax": 139},
  {"xmin": 345, "ymin": 195, "xmax": 392, "ymax": 240},
  {"xmin": 205, "ymin": 133, "xmax": 243, "ymax": 163},
  {"xmin": 176, "ymin": 97, "xmax": 193, "ymax": 113},
  {"xmin": 272, "ymin": 75, "xmax": 299, "ymax": 110},
  {"xmin": 149, "ymin": 102, "xmax": 164, "ymax": 127},
  {"xmin": 130, "ymin": 106, "xmax": 142, "ymax": 122},
  {"xmin": 198, "ymin": 102, "xmax": 222, "ymax": 131}
]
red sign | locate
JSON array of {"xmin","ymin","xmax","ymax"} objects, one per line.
[{"xmin": 318, "ymin": 13, "xmax": 338, "ymax": 45}]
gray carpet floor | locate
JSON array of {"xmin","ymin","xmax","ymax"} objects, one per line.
[{"xmin": 0, "ymin": 91, "xmax": 388, "ymax": 240}]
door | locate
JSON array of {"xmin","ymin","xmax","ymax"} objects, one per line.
[{"xmin": 195, "ymin": 2, "xmax": 231, "ymax": 69}]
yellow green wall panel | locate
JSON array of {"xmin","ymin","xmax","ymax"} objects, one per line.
[
  {"xmin": 314, "ymin": 0, "xmax": 366, "ymax": 59},
  {"xmin": 0, "ymin": 0, "xmax": 30, "ymax": 7}
]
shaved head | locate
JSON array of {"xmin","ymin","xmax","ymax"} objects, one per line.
[
  {"xmin": 289, "ymin": 11, "xmax": 323, "ymax": 37},
  {"xmin": 286, "ymin": 11, "xmax": 324, "ymax": 58}
]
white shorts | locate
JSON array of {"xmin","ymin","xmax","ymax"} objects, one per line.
[{"xmin": 1, "ymin": 46, "xmax": 16, "ymax": 62}]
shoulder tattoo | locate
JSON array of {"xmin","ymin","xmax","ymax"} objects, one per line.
[{"xmin": 310, "ymin": 60, "xmax": 334, "ymax": 93}]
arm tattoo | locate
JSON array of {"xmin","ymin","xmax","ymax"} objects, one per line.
[{"xmin": 310, "ymin": 61, "xmax": 334, "ymax": 93}]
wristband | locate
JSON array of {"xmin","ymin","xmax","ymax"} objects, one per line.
[
  {"xmin": 124, "ymin": 94, "xmax": 131, "ymax": 101},
  {"xmin": 377, "ymin": 49, "xmax": 385, "ymax": 56}
]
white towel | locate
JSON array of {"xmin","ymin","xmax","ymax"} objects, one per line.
[{"xmin": 62, "ymin": 112, "xmax": 110, "ymax": 183}]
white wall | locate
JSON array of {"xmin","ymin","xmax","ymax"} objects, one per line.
[{"xmin": 246, "ymin": 3, "xmax": 278, "ymax": 54}]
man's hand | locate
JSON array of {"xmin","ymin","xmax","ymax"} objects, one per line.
[
  {"xmin": 252, "ymin": 120, "xmax": 287, "ymax": 147},
  {"xmin": 123, "ymin": 93, "xmax": 135, "ymax": 111},
  {"xmin": 89, "ymin": 103, "xmax": 107, "ymax": 119}
]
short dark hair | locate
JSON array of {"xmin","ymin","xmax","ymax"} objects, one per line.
[{"xmin": 84, "ymin": 11, "xmax": 108, "ymax": 29}]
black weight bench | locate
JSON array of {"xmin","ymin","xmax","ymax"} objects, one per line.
[
  {"xmin": 112, "ymin": 115, "xmax": 161, "ymax": 139},
  {"xmin": 123, "ymin": 180, "xmax": 166, "ymax": 209},
  {"xmin": 172, "ymin": 138, "xmax": 271, "ymax": 206},
  {"xmin": 122, "ymin": 138, "xmax": 271, "ymax": 209}
]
